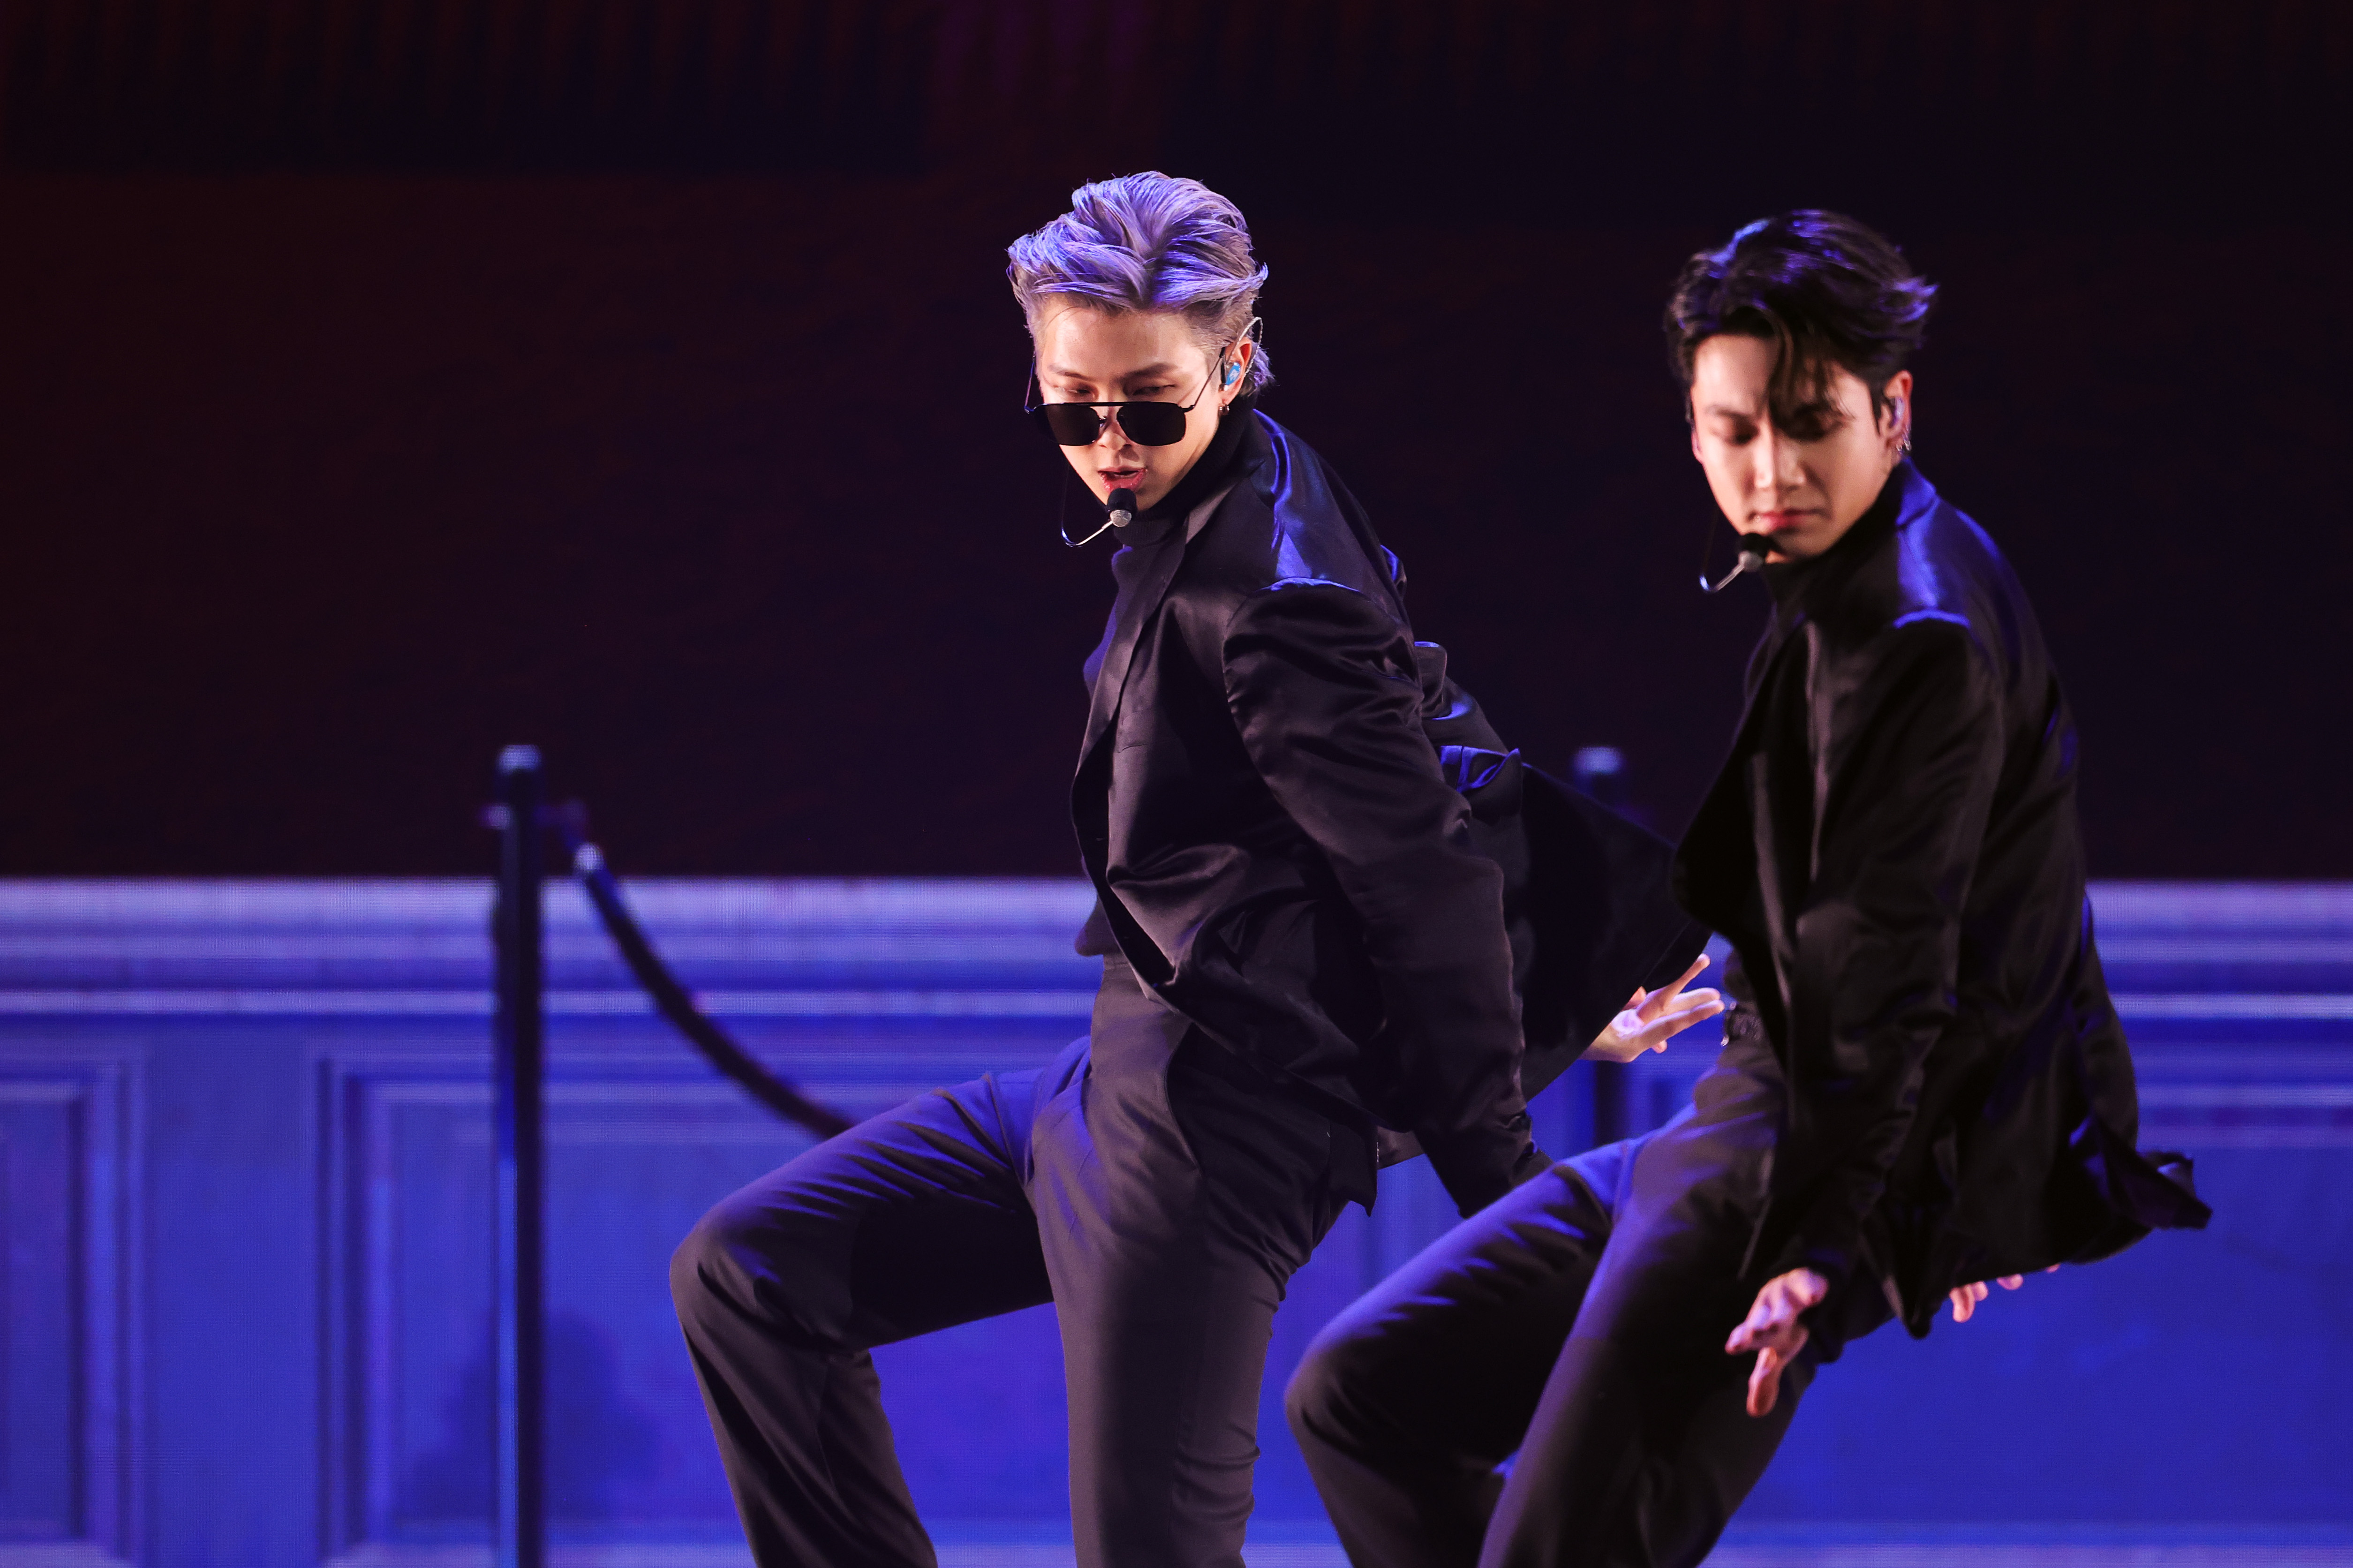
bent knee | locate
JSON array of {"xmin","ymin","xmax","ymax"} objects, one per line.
[
  {"xmin": 1285, "ymin": 1317, "xmax": 1380, "ymax": 1439},
  {"xmin": 669, "ymin": 1193, "xmax": 847, "ymax": 1350},
  {"xmin": 669, "ymin": 1194, "xmax": 783, "ymax": 1317},
  {"xmin": 668, "ymin": 1204, "xmax": 738, "ymax": 1319}
]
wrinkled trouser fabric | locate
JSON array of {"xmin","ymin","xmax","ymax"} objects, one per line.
[
  {"xmin": 670, "ymin": 957, "xmax": 1348, "ymax": 1568},
  {"xmin": 1287, "ymin": 1041, "xmax": 1819, "ymax": 1568}
]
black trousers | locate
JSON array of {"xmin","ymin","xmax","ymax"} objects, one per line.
[
  {"xmin": 1286, "ymin": 1041, "xmax": 1823, "ymax": 1568},
  {"xmin": 669, "ymin": 957, "xmax": 1350, "ymax": 1568}
]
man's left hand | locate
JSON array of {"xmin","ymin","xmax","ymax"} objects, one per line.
[{"xmin": 1948, "ymin": 1266, "xmax": 2056, "ymax": 1323}]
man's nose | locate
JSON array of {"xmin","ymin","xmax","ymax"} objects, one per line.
[{"xmin": 1751, "ymin": 425, "xmax": 1800, "ymax": 490}]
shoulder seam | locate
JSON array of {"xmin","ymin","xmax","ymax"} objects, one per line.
[
  {"xmin": 1218, "ymin": 574, "xmax": 1376, "ymax": 641},
  {"xmin": 1891, "ymin": 608, "xmax": 1972, "ymax": 630}
]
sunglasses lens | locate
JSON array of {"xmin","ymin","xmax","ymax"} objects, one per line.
[
  {"xmin": 1032, "ymin": 400, "xmax": 1192, "ymax": 446},
  {"xmin": 1115, "ymin": 401, "xmax": 1188, "ymax": 446},
  {"xmin": 1034, "ymin": 404, "xmax": 1106, "ymax": 445}
]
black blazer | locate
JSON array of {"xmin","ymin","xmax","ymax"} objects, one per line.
[
  {"xmin": 1072, "ymin": 410, "xmax": 1547, "ymax": 1214},
  {"xmin": 1674, "ymin": 463, "xmax": 2209, "ymax": 1334}
]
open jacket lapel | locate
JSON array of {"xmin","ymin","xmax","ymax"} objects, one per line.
[
  {"xmin": 1076, "ymin": 475, "xmax": 1248, "ymax": 772},
  {"xmin": 1676, "ymin": 625, "xmax": 1801, "ymax": 926},
  {"xmin": 1674, "ymin": 611, "xmax": 1814, "ymax": 1060}
]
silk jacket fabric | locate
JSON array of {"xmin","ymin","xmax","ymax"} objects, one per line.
[
  {"xmin": 1072, "ymin": 410, "xmax": 1547, "ymax": 1216},
  {"xmin": 1673, "ymin": 463, "xmax": 2209, "ymax": 1335}
]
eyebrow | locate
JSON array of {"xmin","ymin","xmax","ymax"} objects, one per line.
[
  {"xmin": 1042, "ymin": 362, "xmax": 1184, "ymax": 381},
  {"xmin": 1698, "ymin": 403, "xmax": 1761, "ymax": 418}
]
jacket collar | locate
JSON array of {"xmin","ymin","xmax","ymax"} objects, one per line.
[
  {"xmin": 1138, "ymin": 392, "xmax": 1256, "ymax": 522},
  {"xmin": 1673, "ymin": 464, "xmax": 1941, "ymax": 943},
  {"xmin": 1761, "ymin": 461, "xmax": 1919, "ymax": 620},
  {"xmin": 1077, "ymin": 412, "xmax": 1270, "ymax": 766},
  {"xmin": 1734, "ymin": 462, "xmax": 1931, "ymax": 695}
]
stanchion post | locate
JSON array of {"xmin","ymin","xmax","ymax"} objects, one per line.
[
  {"xmin": 490, "ymin": 746, "xmax": 546, "ymax": 1568},
  {"xmin": 1573, "ymin": 746, "xmax": 1635, "ymax": 1147}
]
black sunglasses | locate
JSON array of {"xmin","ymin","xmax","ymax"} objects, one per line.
[{"xmin": 1024, "ymin": 361, "xmax": 1221, "ymax": 448}]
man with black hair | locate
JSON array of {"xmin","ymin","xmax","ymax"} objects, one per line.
[{"xmin": 1285, "ymin": 211, "xmax": 2210, "ymax": 1568}]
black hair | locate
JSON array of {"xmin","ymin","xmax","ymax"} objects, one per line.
[{"xmin": 1665, "ymin": 210, "xmax": 1936, "ymax": 440}]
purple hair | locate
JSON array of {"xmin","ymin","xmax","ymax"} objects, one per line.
[{"xmin": 1007, "ymin": 172, "xmax": 1272, "ymax": 394}]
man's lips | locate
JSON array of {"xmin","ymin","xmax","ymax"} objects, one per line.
[
  {"xmin": 1750, "ymin": 509, "xmax": 1817, "ymax": 532},
  {"xmin": 1099, "ymin": 467, "xmax": 1143, "ymax": 489}
]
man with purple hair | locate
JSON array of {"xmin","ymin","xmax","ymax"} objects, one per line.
[{"xmin": 667, "ymin": 172, "xmax": 1719, "ymax": 1568}]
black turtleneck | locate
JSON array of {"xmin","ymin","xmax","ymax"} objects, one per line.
[
  {"xmin": 1134, "ymin": 393, "xmax": 1258, "ymax": 525},
  {"xmin": 1080, "ymin": 397, "xmax": 1263, "ymax": 694},
  {"xmin": 1760, "ymin": 462, "xmax": 1908, "ymax": 617},
  {"xmin": 1742, "ymin": 464, "xmax": 1909, "ymax": 703}
]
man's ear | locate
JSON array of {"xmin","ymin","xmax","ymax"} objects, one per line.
[
  {"xmin": 1217, "ymin": 339, "xmax": 1254, "ymax": 401},
  {"xmin": 1881, "ymin": 369, "xmax": 1915, "ymax": 439}
]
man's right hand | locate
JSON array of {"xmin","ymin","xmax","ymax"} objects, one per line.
[
  {"xmin": 1726, "ymin": 1266, "xmax": 1827, "ymax": 1417},
  {"xmin": 1584, "ymin": 954, "xmax": 1725, "ymax": 1065}
]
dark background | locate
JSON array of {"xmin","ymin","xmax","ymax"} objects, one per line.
[{"xmin": 1, "ymin": 0, "xmax": 2345, "ymax": 879}]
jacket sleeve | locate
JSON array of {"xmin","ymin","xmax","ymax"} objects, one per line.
[
  {"xmin": 1222, "ymin": 579, "xmax": 1542, "ymax": 1215},
  {"xmin": 1775, "ymin": 616, "xmax": 2004, "ymax": 1287}
]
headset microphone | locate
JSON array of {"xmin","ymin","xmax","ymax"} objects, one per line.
[
  {"xmin": 1061, "ymin": 485, "xmax": 1138, "ymax": 549},
  {"xmin": 1698, "ymin": 531, "xmax": 1771, "ymax": 594}
]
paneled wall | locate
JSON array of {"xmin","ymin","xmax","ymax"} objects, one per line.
[{"xmin": 0, "ymin": 880, "xmax": 2346, "ymax": 1565}]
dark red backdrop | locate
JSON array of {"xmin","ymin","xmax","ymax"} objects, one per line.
[{"xmin": 1, "ymin": 2, "xmax": 2345, "ymax": 878}]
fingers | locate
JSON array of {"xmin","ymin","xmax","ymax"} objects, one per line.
[
  {"xmin": 1948, "ymin": 1274, "xmax": 2041, "ymax": 1324},
  {"xmin": 1640, "ymin": 954, "xmax": 1712, "ymax": 1016},
  {"xmin": 1632, "ymin": 990, "xmax": 1727, "ymax": 1049},
  {"xmin": 1725, "ymin": 1300, "xmax": 1783, "ymax": 1355},
  {"xmin": 1596, "ymin": 990, "xmax": 1730, "ymax": 1063},
  {"xmin": 1726, "ymin": 1269, "xmax": 1828, "ymax": 1354},
  {"xmin": 1748, "ymin": 1349, "xmax": 1774, "ymax": 1411},
  {"xmin": 1745, "ymin": 1323, "xmax": 1809, "ymax": 1417}
]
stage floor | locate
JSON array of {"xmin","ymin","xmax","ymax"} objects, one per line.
[{"xmin": 309, "ymin": 1525, "xmax": 2353, "ymax": 1566}]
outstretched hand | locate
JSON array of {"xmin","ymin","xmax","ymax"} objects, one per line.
[
  {"xmin": 1726, "ymin": 1267, "xmax": 1826, "ymax": 1417},
  {"xmin": 1584, "ymin": 954, "xmax": 1726, "ymax": 1065}
]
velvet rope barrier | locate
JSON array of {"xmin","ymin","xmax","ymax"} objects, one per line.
[{"xmin": 552, "ymin": 814, "xmax": 856, "ymax": 1141}]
